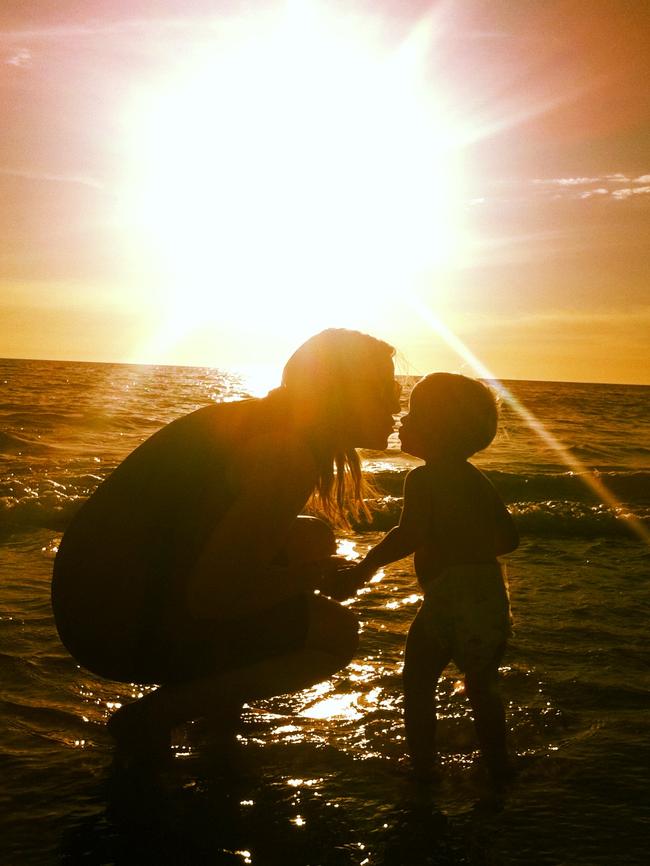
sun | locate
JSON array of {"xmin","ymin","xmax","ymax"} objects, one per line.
[{"xmin": 117, "ymin": 3, "xmax": 470, "ymax": 360}]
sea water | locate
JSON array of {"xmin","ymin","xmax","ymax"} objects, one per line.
[{"xmin": 1, "ymin": 358, "xmax": 649, "ymax": 865}]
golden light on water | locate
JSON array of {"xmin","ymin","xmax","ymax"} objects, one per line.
[
  {"xmin": 299, "ymin": 692, "xmax": 364, "ymax": 721},
  {"xmin": 384, "ymin": 593, "xmax": 421, "ymax": 611}
]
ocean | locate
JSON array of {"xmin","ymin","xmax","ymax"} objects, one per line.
[{"xmin": 1, "ymin": 357, "xmax": 649, "ymax": 865}]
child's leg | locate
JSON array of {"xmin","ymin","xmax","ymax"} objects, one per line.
[
  {"xmin": 463, "ymin": 645, "xmax": 510, "ymax": 779},
  {"xmin": 403, "ymin": 607, "xmax": 450, "ymax": 778}
]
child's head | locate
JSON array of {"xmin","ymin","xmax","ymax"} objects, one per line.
[{"xmin": 400, "ymin": 372, "xmax": 498, "ymax": 460}]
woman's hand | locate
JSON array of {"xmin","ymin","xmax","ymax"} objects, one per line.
[{"xmin": 317, "ymin": 558, "xmax": 376, "ymax": 601}]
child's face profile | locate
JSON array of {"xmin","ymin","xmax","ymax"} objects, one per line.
[
  {"xmin": 398, "ymin": 383, "xmax": 446, "ymax": 460},
  {"xmin": 399, "ymin": 373, "xmax": 497, "ymax": 461}
]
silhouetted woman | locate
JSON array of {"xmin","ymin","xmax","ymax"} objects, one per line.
[{"xmin": 52, "ymin": 329, "xmax": 400, "ymax": 759}]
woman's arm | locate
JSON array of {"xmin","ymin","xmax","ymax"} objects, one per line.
[{"xmin": 187, "ymin": 432, "xmax": 319, "ymax": 619}]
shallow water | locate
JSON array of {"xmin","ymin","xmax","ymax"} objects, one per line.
[{"xmin": 1, "ymin": 360, "xmax": 649, "ymax": 864}]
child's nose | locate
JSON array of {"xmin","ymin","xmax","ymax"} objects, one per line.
[{"xmin": 391, "ymin": 383, "xmax": 402, "ymax": 414}]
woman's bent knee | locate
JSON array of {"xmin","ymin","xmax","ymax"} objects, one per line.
[
  {"xmin": 304, "ymin": 594, "xmax": 359, "ymax": 664},
  {"xmin": 284, "ymin": 516, "xmax": 336, "ymax": 565}
]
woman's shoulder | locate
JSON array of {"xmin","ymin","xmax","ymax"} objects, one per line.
[
  {"xmin": 150, "ymin": 397, "xmax": 264, "ymax": 446},
  {"xmin": 192, "ymin": 395, "xmax": 316, "ymax": 471}
]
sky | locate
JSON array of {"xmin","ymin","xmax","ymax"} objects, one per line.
[{"xmin": 1, "ymin": 0, "xmax": 649, "ymax": 384}]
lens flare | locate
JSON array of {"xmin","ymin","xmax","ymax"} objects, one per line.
[{"xmin": 408, "ymin": 295, "xmax": 650, "ymax": 545}]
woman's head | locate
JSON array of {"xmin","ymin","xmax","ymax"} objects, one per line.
[
  {"xmin": 280, "ymin": 329, "xmax": 398, "ymax": 525},
  {"xmin": 281, "ymin": 328, "xmax": 398, "ymax": 450},
  {"xmin": 399, "ymin": 372, "xmax": 498, "ymax": 460}
]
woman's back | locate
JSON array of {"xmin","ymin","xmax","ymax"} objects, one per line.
[{"xmin": 51, "ymin": 399, "xmax": 271, "ymax": 673}]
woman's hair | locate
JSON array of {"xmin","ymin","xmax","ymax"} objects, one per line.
[
  {"xmin": 281, "ymin": 328, "xmax": 396, "ymax": 527},
  {"xmin": 411, "ymin": 372, "xmax": 498, "ymax": 458}
]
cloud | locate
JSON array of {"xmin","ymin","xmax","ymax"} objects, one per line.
[
  {"xmin": 0, "ymin": 16, "xmax": 201, "ymax": 45},
  {"xmin": 0, "ymin": 167, "xmax": 103, "ymax": 189},
  {"xmin": 611, "ymin": 186, "xmax": 650, "ymax": 200},
  {"xmin": 579, "ymin": 188, "xmax": 608, "ymax": 199},
  {"xmin": 474, "ymin": 173, "xmax": 650, "ymax": 209},
  {"xmin": 533, "ymin": 177, "xmax": 601, "ymax": 186},
  {"xmin": 529, "ymin": 173, "xmax": 650, "ymax": 202},
  {"xmin": 4, "ymin": 47, "xmax": 31, "ymax": 66}
]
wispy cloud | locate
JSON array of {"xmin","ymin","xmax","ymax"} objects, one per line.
[
  {"xmin": 611, "ymin": 185, "xmax": 650, "ymax": 200},
  {"xmin": 0, "ymin": 167, "xmax": 104, "ymax": 189},
  {"xmin": 530, "ymin": 173, "xmax": 650, "ymax": 202},
  {"xmin": 468, "ymin": 173, "xmax": 650, "ymax": 208},
  {"xmin": 533, "ymin": 177, "xmax": 600, "ymax": 186},
  {"xmin": 5, "ymin": 47, "xmax": 32, "ymax": 67},
  {"xmin": 0, "ymin": 17, "xmax": 200, "ymax": 44}
]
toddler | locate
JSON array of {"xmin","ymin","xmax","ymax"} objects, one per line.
[{"xmin": 352, "ymin": 373, "xmax": 519, "ymax": 781}]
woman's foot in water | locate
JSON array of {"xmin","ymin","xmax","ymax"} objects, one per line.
[
  {"xmin": 107, "ymin": 700, "xmax": 172, "ymax": 767},
  {"xmin": 187, "ymin": 702, "xmax": 245, "ymax": 772}
]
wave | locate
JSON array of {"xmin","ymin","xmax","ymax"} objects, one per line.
[
  {"xmin": 371, "ymin": 468, "xmax": 650, "ymax": 506},
  {"xmin": 357, "ymin": 496, "xmax": 650, "ymax": 538},
  {"xmin": 0, "ymin": 430, "xmax": 56, "ymax": 455},
  {"xmin": 0, "ymin": 495, "xmax": 82, "ymax": 534},
  {"xmin": 2, "ymin": 469, "xmax": 648, "ymax": 540},
  {"xmin": 508, "ymin": 501, "xmax": 650, "ymax": 538}
]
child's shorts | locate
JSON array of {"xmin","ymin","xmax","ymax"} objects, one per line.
[{"xmin": 419, "ymin": 563, "xmax": 512, "ymax": 673}]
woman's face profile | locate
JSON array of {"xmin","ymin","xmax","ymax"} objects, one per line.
[{"xmin": 341, "ymin": 360, "xmax": 400, "ymax": 450}]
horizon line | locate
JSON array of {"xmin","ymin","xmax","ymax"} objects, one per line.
[{"xmin": 0, "ymin": 354, "xmax": 647, "ymax": 389}]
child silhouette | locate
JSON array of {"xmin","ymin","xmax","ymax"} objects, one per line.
[{"xmin": 350, "ymin": 373, "xmax": 519, "ymax": 781}]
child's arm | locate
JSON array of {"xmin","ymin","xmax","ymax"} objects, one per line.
[
  {"xmin": 356, "ymin": 466, "xmax": 431, "ymax": 578},
  {"xmin": 317, "ymin": 468, "xmax": 431, "ymax": 601}
]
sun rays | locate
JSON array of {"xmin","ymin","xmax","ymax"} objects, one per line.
[
  {"xmin": 408, "ymin": 294, "xmax": 650, "ymax": 546},
  {"xmin": 117, "ymin": 2, "xmax": 470, "ymax": 361},
  {"xmin": 110, "ymin": 0, "xmax": 650, "ymax": 534}
]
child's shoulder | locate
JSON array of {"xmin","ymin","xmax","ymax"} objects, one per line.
[
  {"xmin": 404, "ymin": 464, "xmax": 434, "ymax": 496},
  {"xmin": 409, "ymin": 458, "xmax": 491, "ymax": 492},
  {"xmin": 406, "ymin": 464, "xmax": 430, "ymax": 482}
]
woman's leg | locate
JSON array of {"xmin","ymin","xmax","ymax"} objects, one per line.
[
  {"xmin": 109, "ymin": 592, "xmax": 358, "ymax": 756},
  {"xmin": 109, "ymin": 516, "xmax": 345, "ymax": 755},
  {"xmin": 281, "ymin": 515, "xmax": 337, "ymax": 564},
  {"xmin": 402, "ymin": 606, "xmax": 450, "ymax": 779}
]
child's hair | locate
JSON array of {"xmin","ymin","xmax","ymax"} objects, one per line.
[
  {"xmin": 411, "ymin": 372, "xmax": 498, "ymax": 458},
  {"xmin": 280, "ymin": 328, "xmax": 396, "ymax": 526}
]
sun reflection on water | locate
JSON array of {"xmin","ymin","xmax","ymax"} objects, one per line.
[{"xmin": 299, "ymin": 692, "xmax": 364, "ymax": 721}]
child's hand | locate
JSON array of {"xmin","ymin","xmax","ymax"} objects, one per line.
[{"xmin": 318, "ymin": 559, "xmax": 375, "ymax": 601}]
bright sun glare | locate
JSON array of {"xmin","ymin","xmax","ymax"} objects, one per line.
[
  {"xmin": 114, "ymin": 3, "xmax": 649, "ymax": 547},
  {"xmin": 118, "ymin": 2, "xmax": 469, "ymax": 357}
]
